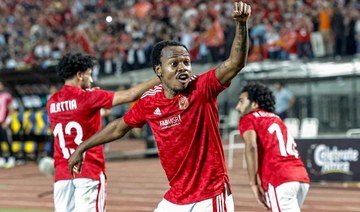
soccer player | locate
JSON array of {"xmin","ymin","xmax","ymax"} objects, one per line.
[
  {"xmin": 47, "ymin": 52, "xmax": 160, "ymax": 212},
  {"xmin": 236, "ymin": 82, "xmax": 310, "ymax": 211},
  {"xmin": 0, "ymin": 81, "xmax": 16, "ymax": 168},
  {"xmin": 68, "ymin": 1, "xmax": 251, "ymax": 211}
]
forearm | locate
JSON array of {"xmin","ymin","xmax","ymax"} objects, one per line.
[
  {"xmin": 245, "ymin": 145, "xmax": 258, "ymax": 185},
  {"xmin": 77, "ymin": 118, "xmax": 130, "ymax": 153},
  {"xmin": 228, "ymin": 21, "xmax": 249, "ymax": 68},
  {"xmin": 128, "ymin": 77, "xmax": 160, "ymax": 101},
  {"xmin": 216, "ymin": 21, "xmax": 249, "ymax": 84},
  {"xmin": 113, "ymin": 77, "xmax": 160, "ymax": 105}
]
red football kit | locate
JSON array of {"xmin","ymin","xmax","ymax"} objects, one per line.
[
  {"xmin": 239, "ymin": 109, "xmax": 310, "ymax": 191},
  {"xmin": 124, "ymin": 69, "xmax": 231, "ymax": 204},
  {"xmin": 47, "ymin": 85, "xmax": 114, "ymax": 182}
]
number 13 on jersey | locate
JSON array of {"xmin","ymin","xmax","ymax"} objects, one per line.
[{"xmin": 53, "ymin": 122, "xmax": 84, "ymax": 159}]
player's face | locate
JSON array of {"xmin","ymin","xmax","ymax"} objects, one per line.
[
  {"xmin": 156, "ymin": 46, "xmax": 192, "ymax": 98},
  {"xmin": 236, "ymin": 92, "xmax": 253, "ymax": 115},
  {"xmin": 80, "ymin": 68, "xmax": 93, "ymax": 89}
]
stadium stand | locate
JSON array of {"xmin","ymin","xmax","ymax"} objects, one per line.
[{"xmin": 0, "ymin": 0, "xmax": 359, "ymax": 76}]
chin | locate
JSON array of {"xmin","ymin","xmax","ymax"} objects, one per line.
[{"xmin": 172, "ymin": 85, "xmax": 187, "ymax": 93}]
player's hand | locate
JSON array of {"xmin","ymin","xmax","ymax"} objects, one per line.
[
  {"xmin": 68, "ymin": 149, "xmax": 84, "ymax": 177},
  {"xmin": 232, "ymin": 1, "xmax": 251, "ymax": 23}
]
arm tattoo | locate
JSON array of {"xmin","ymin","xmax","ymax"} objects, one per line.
[{"xmin": 235, "ymin": 22, "xmax": 248, "ymax": 53}]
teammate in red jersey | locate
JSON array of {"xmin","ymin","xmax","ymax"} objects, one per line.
[
  {"xmin": 236, "ymin": 82, "xmax": 310, "ymax": 211},
  {"xmin": 68, "ymin": 1, "xmax": 251, "ymax": 211},
  {"xmin": 46, "ymin": 52, "xmax": 159, "ymax": 212}
]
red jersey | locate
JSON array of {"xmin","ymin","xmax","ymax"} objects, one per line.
[
  {"xmin": 124, "ymin": 69, "xmax": 230, "ymax": 204},
  {"xmin": 239, "ymin": 109, "xmax": 309, "ymax": 191},
  {"xmin": 46, "ymin": 85, "xmax": 114, "ymax": 182}
]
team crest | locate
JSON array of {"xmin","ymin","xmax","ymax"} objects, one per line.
[{"xmin": 178, "ymin": 95, "xmax": 189, "ymax": 110}]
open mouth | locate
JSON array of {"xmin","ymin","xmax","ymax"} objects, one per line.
[{"xmin": 177, "ymin": 73, "xmax": 190, "ymax": 84}]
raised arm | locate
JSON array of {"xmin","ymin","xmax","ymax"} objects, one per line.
[
  {"xmin": 215, "ymin": 1, "xmax": 251, "ymax": 85},
  {"xmin": 68, "ymin": 118, "xmax": 132, "ymax": 175},
  {"xmin": 112, "ymin": 77, "xmax": 160, "ymax": 105}
]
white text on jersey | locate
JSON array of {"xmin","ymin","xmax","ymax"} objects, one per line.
[
  {"xmin": 252, "ymin": 111, "xmax": 277, "ymax": 118},
  {"xmin": 160, "ymin": 114, "xmax": 181, "ymax": 129},
  {"xmin": 50, "ymin": 100, "xmax": 77, "ymax": 113}
]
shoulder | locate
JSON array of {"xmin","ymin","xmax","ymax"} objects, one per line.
[
  {"xmin": 83, "ymin": 88, "xmax": 114, "ymax": 97},
  {"xmin": 190, "ymin": 74, "xmax": 200, "ymax": 81},
  {"xmin": 140, "ymin": 84, "xmax": 163, "ymax": 99},
  {"xmin": 240, "ymin": 113, "xmax": 253, "ymax": 123}
]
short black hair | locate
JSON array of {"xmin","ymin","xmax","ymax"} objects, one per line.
[
  {"xmin": 150, "ymin": 40, "xmax": 188, "ymax": 71},
  {"xmin": 56, "ymin": 52, "xmax": 96, "ymax": 80},
  {"xmin": 241, "ymin": 82, "xmax": 275, "ymax": 113}
]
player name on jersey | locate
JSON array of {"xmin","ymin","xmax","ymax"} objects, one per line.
[
  {"xmin": 49, "ymin": 100, "xmax": 77, "ymax": 113},
  {"xmin": 252, "ymin": 111, "xmax": 277, "ymax": 118}
]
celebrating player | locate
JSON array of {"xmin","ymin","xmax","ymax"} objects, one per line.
[
  {"xmin": 47, "ymin": 52, "xmax": 159, "ymax": 212},
  {"xmin": 236, "ymin": 82, "xmax": 310, "ymax": 211},
  {"xmin": 68, "ymin": 1, "xmax": 251, "ymax": 211}
]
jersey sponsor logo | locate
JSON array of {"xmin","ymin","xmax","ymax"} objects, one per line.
[
  {"xmin": 178, "ymin": 95, "xmax": 189, "ymax": 110},
  {"xmin": 154, "ymin": 107, "xmax": 162, "ymax": 115},
  {"xmin": 50, "ymin": 100, "xmax": 77, "ymax": 113},
  {"xmin": 159, "ymin": 114, "xmax": 181, "ymax": 129}
]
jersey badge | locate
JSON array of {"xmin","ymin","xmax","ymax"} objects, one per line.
[{"xmin": 178, "ymin": 95, "xmax": 189, "ymax": 110}]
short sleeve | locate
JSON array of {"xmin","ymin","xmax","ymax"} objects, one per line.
[
  {"xmin": 123, "ymin": 100, "xmax": 147, "ymax": 128},
  {"xmin": 198, "ymin": 69, "xmax": 230, "ymax": 99},
  {"xmin": 239, "ymin": 115, "xmax": 255, "ymax": 137},
  {"xmin": 84, "ymin": 89, "xmax": 115, "ymax": 109}
]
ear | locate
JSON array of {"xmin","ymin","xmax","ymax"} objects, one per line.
[
  {"xmin": 155, "ymin": 65, "xmax": 162, "ymax": 77},
  {"xmin": 76, "ymin": 71, "xmax": 83, "ymax": 81},
  {"xmin": 252, "ymin": 101, "xmax": 259, "ymax": 109}
]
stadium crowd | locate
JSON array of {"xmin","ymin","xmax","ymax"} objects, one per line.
[{"xmin": 0, "ymin": 0, "xmax": 359, "ymax": 77}]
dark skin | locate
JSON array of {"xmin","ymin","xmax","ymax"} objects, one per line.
[{"xmin": 68, "ymin": 1, "xmax": 251, "ymax": 177}]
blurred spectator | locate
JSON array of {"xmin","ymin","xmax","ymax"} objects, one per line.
[
  {"xmin": 277, "ymin": 24, "xmax": 298, "ymax": 60},
  {"xmin": 319, "ymin": 1, "xmax": 334, "ymax": 57},
  {"xmin": 264, "ymin": 24, "xmax": 281, "ymax": 60},
  {"xmin": 274, "ymin": 81, "xmax": 295, "ymax": 120},
  {"xmin": 344, "ymin": 6, "xmax": 357, "ymax": 56},
  {"xmin": 331, "ymin": 4, "xmax": 345, "ymax": 58},
  {"xmin": 0, "ymin": 0, "xmax": 359, "ymax": 74},
  {"xmin": 296, "ymin": 16, "xmax": 314, "ymax": 59},
  {"xmin": 202, "ymin": 13, "xmax": 225, "ymax": 63}
]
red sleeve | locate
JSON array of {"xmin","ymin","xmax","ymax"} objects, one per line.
[
  {"xmin": 199, "ymin": 68, "xmax": 230, "ymax": 100},
  {"xmin": 84, "ymin": 89, "xmax": 115, "ymax": 110},
  {"xmin": 239, "ymin": 115, "xmax": 255, "ymax": 137},
  {"xmin": 123, "ymin": 99, "xmax": 146, "ymax": 128}
]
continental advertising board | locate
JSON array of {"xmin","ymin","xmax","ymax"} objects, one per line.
[{"xmin": 296, "ymin": 138, "xmax": 360, "ymax": 182}]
